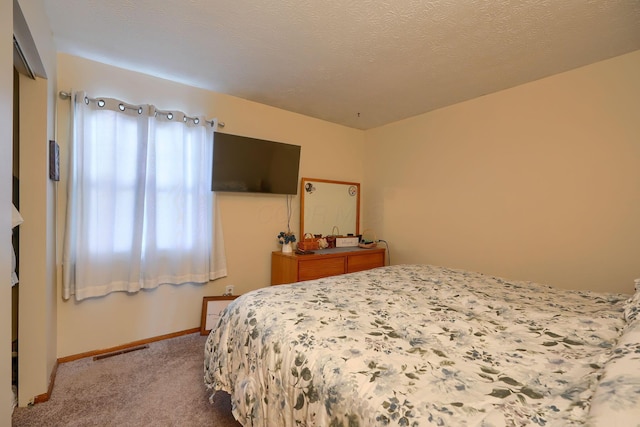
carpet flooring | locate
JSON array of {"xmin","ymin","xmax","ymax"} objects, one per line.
[{"xmin": 12, "ymin": 333, "xmax": 242, "ymax": 427}]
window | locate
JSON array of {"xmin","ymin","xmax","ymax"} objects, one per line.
[{"xmin": 62, "ymin": 93, "xmax": 226, "ymax": 301}]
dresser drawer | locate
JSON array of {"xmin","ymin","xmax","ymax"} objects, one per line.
[
  {"xmin": 298, "ymin": 257, "xmax": 345, "ymax": 281},
  {"xmin": 347, "ymin": 252, "xmax": 385, "ymax": 273},
  {"xmin": 271, "ymin": 248, "xmax": 386, "ymax": 285}
]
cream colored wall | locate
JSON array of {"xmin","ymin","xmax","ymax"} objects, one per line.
[
  {"xmin": 1, "ymin": 0, "xmax": 14, "ymax": 421},
  {"xmin": 364, "ymin": 50, "xmax": 640, "ymax": 295},
  {"xmin": 18, "ymin": 75, "xmax": 53, "ymax": 405},
  {"xmin": 53, "ymin": 44, "xmax": 639, "ymax": 357},
  {"xmin": 56, "ymin": 54, "xmax": 365, "ymax": 357},
  {"xmin": 14, "ymin": 0, "xmax": 58, "ymax": 407}
]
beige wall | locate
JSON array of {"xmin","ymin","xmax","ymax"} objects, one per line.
[
  {"xmin": 18, "ymin": 75, "xmax": 56, "ymax": 406},
  {"xmin": 56, "ymin": 54, "xmax": 366, "ymax": 357},
  {"xmin": 15, "ymin": 0, "xmax": 58, "ymax": 406},
  {"xmin": 54, "ymin": 50, "xmax": 640, "ymax": 358},
  {"xmin": 364, "ymin": 50, "xmax": 640, "ymax": 295}
]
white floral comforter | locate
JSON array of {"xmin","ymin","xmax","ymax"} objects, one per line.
[{"xmin": 204, "ymin": 265, "xmax": 640, "ymax": 426}]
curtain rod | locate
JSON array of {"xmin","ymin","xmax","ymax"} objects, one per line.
[{"xmin": 58, "ymin": 90, "xmax": 225, "ymax": 128}]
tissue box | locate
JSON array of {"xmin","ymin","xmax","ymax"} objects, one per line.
[{"xmin": 335, "ymin": 236, "xmax": 359, "ymax": 247}]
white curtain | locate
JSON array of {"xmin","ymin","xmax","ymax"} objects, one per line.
[{"xmin": 62, "ymin": 91, "xmax": 226, "ymax": 301}]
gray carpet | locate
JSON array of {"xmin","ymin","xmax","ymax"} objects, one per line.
[{"xmin": 12, "ymin": 333, "xmax": 241, "ymax": 427}]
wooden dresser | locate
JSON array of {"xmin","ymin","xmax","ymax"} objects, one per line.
[{"xmin": 271, "ymin": 247, "xmax": 385, "ymax": 285}]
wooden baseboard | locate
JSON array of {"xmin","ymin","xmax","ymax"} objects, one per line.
[
  {"xmin": 58, "ymin": 328, "xmax": 200, "ymax": 364},
  {"xmin": 29, "ymin": 328, "xmax": 200, "ymax": 405},
  {"xmin": 32, "ymin": 360, "xmax": 58, "ymax": 404}
]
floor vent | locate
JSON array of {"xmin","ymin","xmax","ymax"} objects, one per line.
[{"xmin": 93, "ymin": 345, "xmax": 149, "ymax": 361}]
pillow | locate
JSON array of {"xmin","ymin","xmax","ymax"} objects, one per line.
[
  {"xmin": 587, "ymin": 279, "xmax": 640, "ymax": 425},
  {"xmin": 623, "ymin": 279, "xmax": 640, "ymax": 323}
]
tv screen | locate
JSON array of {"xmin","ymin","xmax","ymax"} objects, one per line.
[{"xmin": 211, "ymin": 132, "xmax": 301, "ymax": 195}]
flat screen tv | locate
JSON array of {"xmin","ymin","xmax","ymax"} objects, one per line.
[{"xmin": 211, "ymin": 132, "xmax": 301, "ymax": 195}]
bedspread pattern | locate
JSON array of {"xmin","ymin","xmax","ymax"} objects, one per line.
[{"xmin": 204, "ymin": 265, "xmax": 636, "ymax": 426}]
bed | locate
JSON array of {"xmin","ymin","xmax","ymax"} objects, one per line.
[{"xmin": 204, "ymin": 264, "xmax": 640, "ymax": 426}]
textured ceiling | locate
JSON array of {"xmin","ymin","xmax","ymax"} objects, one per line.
[{"xmin": 43, "ymin": 0, "xmax": 640, "ymax": 130}]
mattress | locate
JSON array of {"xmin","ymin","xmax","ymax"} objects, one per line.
[{"xmin": 204, "ymin": 264, "xmax": 640, "ymax": 426}]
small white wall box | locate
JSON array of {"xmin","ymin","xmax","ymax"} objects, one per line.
[{"xmin": 336, "ymin": 236, "xmax": 359, "ymax": 247}]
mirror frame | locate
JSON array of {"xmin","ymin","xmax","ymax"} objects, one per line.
[{"xmin": 300, "ymin": 177, "xmax": 360, "ymax": 238}]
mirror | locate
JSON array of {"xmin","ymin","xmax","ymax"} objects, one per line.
[{"xmin": 300, "ymin": 178, "xmax": 360, "ymax": 238}]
